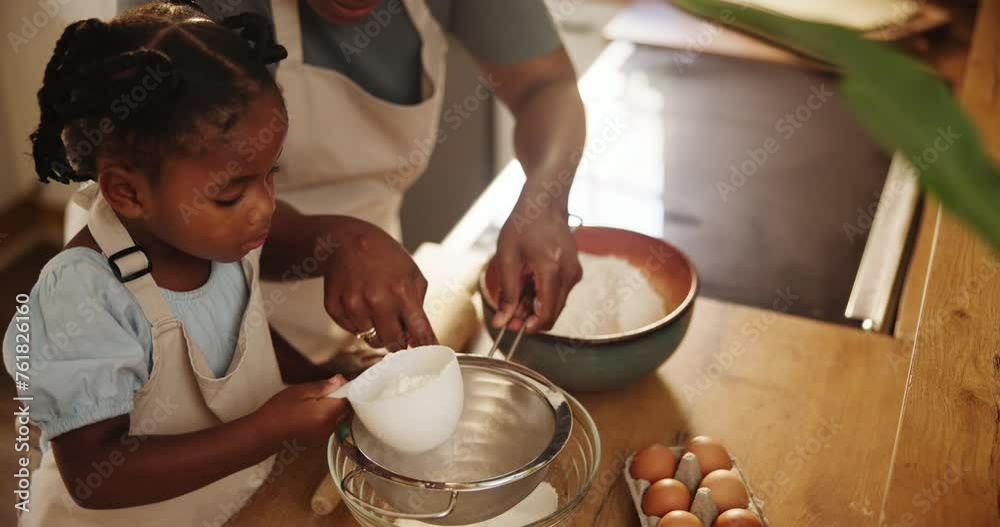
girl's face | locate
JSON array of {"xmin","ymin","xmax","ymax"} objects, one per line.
[{"xmin": 143, "ymin": 92, "xmax": 288, "ymax": 263}]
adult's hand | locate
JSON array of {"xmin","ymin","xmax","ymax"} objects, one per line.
[
  {"xmin": 322, "ymin": 219, "xmax": 437, "ymax": 351},
  {"xmin": 261, "ymin": 203, "xmax": 437, "ymax": 352},
  {"xmin": 492, "ymin": 204, "xmax": 582, "ymax": 334}
]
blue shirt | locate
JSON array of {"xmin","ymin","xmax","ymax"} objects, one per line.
[{"xmin": 2, "ymin": 248, "xmax": 248, "ymax": 450}]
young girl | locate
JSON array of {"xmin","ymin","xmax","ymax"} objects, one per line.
[{"xmin": 3, "ymin": 2, "xmax": 434, "ymax": 525}]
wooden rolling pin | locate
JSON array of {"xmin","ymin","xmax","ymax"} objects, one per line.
[
  {"xmin": 310, "ymin": 474, "xmax": 342, "ymax": 515},
  {"xmin": 423, "ymin": 285, "xmax": 479, "ymax": 352},
  {"xmin": 413, "ymin": 243, "xmax": 483, "ymax": 352}
]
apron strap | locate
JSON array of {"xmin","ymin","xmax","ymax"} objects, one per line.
[
  {"xmin": 399, "ymin": 0, "xmax": 448, "ymax": 99},
  {"xmin": 271, "ymin": 0, "xmax": 304, "ymax": 63},
  {"xmin": 401, "ymin": 0, "xmax": 446, "ymax": 58},
  {"xmin": 86, "ymin": 193, "xmax": 176, "ymax": 327}
]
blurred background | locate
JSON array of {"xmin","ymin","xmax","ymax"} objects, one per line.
[{"xmin": 0, "ymin": 1, "xmax": 991, "ymax": 526}]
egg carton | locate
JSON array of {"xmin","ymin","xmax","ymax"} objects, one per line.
[{"xmin": 624, "ymin": 446, "xmax": 769, "ymax": 527}]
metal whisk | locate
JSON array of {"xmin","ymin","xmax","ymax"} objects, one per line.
[{"xmin": 487, "ymin": 280, "xmax": 535, "ymax": 361}]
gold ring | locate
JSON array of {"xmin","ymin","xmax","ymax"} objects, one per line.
[{"xmin": 355, "ymin": 327, "xmax": 377, "ymax": 342}]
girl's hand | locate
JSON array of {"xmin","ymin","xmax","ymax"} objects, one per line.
[
  {"xmin": 323, "ymin": 222, "xmax": 437, "ymax": 352},
  {"xmin": 493, "ymin": 205, "xmax": 582, "ymax": 334},
  {"xmin": 257, "ymin": 376, "xmax": 352, "ymax": 445}
]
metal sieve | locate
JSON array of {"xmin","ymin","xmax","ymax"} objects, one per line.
[{"xmin": 331, "ymin": 355, "xmax": 573, "ymax": 525}]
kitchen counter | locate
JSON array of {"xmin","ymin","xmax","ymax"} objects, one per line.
[
  {"xmin": 879, "ymin": 0, "xmax": 1000, "ymax": 524},
  {"xmin": 232, "ymin": 3, "xmax": 998, "ymax": 525},
  {"xmin": 232, "ymin": 298, "xmax": 910, "ymax": 526}
]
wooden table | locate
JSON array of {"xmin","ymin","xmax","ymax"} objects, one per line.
[
  {"xmin": 232, "ymin": 2, "xmax": 1000, "ymax": 525},
  {"xmin": 232, "ymin": 298, "xmax": 910, "ymax": 526},
  {"xmin": 879, "ymin": 1, "xmax": 1000, "ymax": 525}
]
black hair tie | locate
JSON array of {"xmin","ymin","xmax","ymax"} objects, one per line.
[
  {"xmin": 163, "ymin": 0, "xmax": 208, "ymax": 14},
  {"xmin": 32, "ymin": 18, "xmax": 121, "ymax": 184},
  {"xmin": 221, "ymin": 13, "xmax": 288, "ymax": 65}
]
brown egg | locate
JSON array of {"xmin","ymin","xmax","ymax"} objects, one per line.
[
  {"xmin": 714, "ymin": 508, "xmax": 764, "ymax": 527},
  {"xmin": 683, "ymin": 436, "xmax": 732, "ymax": 476},
  {"xmin": 700, "ymin": 469, "xmax": 749, "ymax": 511},
  {"xmin": 657, "ymin": 510, "xmax": 704, "ymax": 527},
  {"xmin": 642, "ymin": 478, "xmax": 691, "ymax": 516},
  {"xmin": 630, "ymin": 443, "xmax": 678, "ymax": 482}
]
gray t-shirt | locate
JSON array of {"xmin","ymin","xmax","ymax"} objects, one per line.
[{"xmin": 118, "ymin": 0, "xmax": 562, "ymax": 104}]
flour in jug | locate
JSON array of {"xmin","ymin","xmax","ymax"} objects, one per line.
[{"xmin": 377, "ymin": 372, "xmax": 437, "ymax": 400}]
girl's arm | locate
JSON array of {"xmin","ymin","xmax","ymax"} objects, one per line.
[
  {"xmin": 260, "ymin": 201, "xmax": 436, "ymax": 351},
  {"xmin": 51, "ymin": 377, "xmax": 347, "ymax": 509}
]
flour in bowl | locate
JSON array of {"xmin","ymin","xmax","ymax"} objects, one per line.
[
  {"xmin": 377, "ymin": 372, "xmax": 437, "ymax": 400},
  {"xmin": 394, "ymin": 482, "xmax": 559, "ymax": 527},
  {"xmin": 549, "ymin": 253, "xmax": 668, "ymax": 338}
]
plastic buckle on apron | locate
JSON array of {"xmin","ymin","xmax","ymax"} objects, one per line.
[{"xmin": 108, "ymin": 245, "xmax": 153, "ymax": 283}]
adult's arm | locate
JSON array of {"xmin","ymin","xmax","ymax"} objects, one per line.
[{"xmin": 450, "ymin": 1, "xmax": 587, "ymax": 332}]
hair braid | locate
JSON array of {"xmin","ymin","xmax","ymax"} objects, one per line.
[
  {"xmin": 31, "ymin": 19, "xmax": 115, "ymax": 183},
  {"xmin": 30, "ymin": 2, "xmax": 286, "ymax": 186},
  {"xmin": 59, "ymin": 49, "xmax": 181, "ymax": 120}
]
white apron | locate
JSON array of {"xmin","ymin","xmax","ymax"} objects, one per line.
[
  {"xmin": 263, "ymin": 0, "xmax": 449, "ymax": 364},
  {"xmin": 25, "ymin": 185, "xmax": 286, "ymax": 526}
]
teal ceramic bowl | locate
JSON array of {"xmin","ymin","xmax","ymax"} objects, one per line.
[{"xmin": 479, "ymin": 226, "xmax": 698, "ymax": 392}]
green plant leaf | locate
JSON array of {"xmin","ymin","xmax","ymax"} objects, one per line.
[{"xmin": 672, "ymin": 0, "xmax": 1000, "ymax": 252}]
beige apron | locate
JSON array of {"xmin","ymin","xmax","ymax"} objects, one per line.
[
  {"xmin": 263, "ymin": 0, "xmax": 449, "ymax": 364},
  {"xmin": 24, "ymin": 185, "xmax": 286, "ymax": 526}
]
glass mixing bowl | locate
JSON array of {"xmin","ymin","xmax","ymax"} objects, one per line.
[{"xmin": 328, "ymin": 357, "xmax": 601, "ymax": 527}]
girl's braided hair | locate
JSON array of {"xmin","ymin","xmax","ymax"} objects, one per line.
[{"xmin": 30, "ymin": 0, "xmax": 288, "ymax": 184}]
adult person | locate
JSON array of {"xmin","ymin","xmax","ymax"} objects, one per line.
[{"xmin": 108, "ymin": 0, "xmax": 586, "ymax": 370}]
